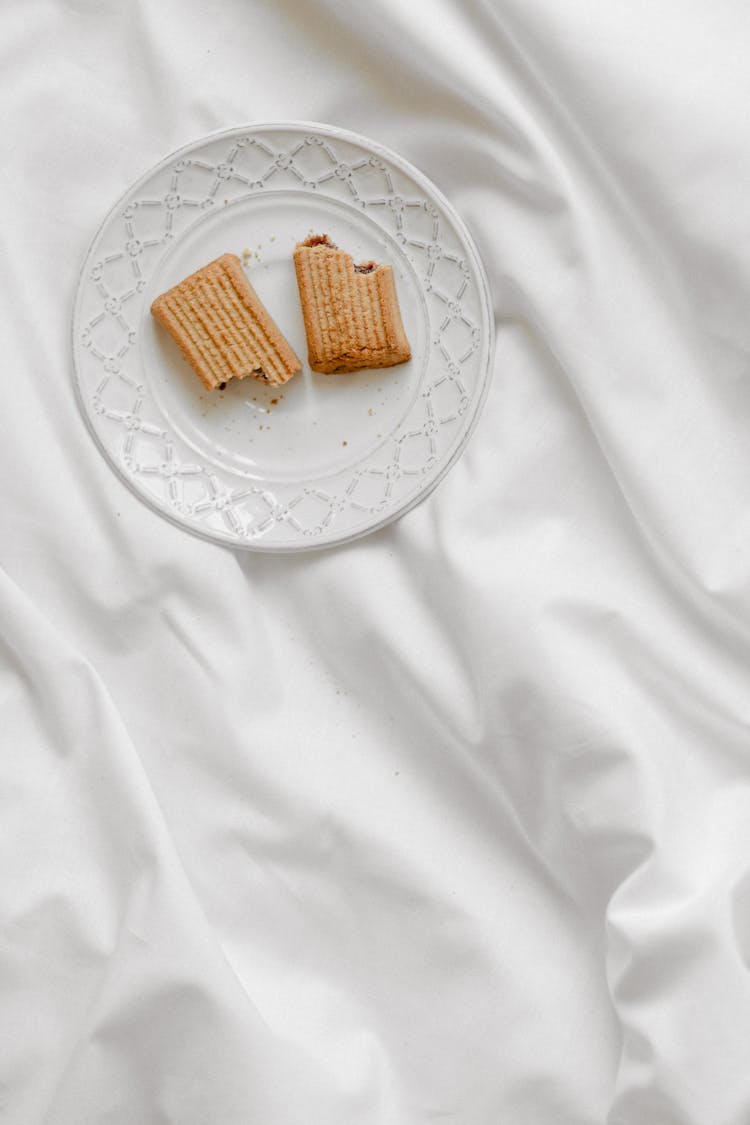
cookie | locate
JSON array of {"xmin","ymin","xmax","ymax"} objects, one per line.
[
  {"xmin": 150, "ymin": 253, "xmax": 301, "ymax": 390},
  {"xmin": 293, "ymin": 234, "xmax": 411, "ymax": 374}
]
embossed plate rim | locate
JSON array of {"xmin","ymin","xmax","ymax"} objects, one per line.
[{"xmin": 71, "ymin": 120, "xmax": 495, "ymax": 552}]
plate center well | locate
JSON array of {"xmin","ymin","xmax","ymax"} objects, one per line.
[{"xmin": 142, "ymin": 191, "xmax": 428, "ymax": 483}]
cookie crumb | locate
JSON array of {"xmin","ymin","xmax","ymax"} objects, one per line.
[{"xmin": 342, "ymin": 440, "xmax": 348, "ymax": 446}]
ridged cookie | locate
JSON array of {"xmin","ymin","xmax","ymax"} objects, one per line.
[
  {"xmin": 293, "ymin": 234, "xmax": 411, "ymax": 374},
  {"xmin": 151, "ymin": 253, "xmax": 301, "ymax": 390}
]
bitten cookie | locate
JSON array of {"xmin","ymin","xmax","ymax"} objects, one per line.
[
  {"xmin": 151, "ymin": 253, "xmax": 301, "ymax": 390},
  {"xmin": 293, "ymin": 234, "xmax": 411, "ymax": 374}
]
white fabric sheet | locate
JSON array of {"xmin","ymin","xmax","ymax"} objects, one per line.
[{"xmin": 2, "ymin": 1, "xmax": 750, "ymax": 1122}]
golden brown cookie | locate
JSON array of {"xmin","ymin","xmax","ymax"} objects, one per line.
[
  {"xmin": 293, "ymin": 234, "xmax": 411, "ymax": 374},
  {"xmin": 151, "ymin": 253, "xmax": 301, "ymax": 390}
]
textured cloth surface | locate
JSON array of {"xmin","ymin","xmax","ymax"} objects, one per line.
[{"xmin": 2, "ymin": 2, "xmax": 750, "ymax": 1122}]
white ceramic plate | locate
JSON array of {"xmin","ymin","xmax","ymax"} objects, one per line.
[{"xmin": 72, "ymin": 122, "xmax": 494, "ymax": 551}]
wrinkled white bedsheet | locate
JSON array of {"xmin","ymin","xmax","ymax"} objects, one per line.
[{"xmin": 2, "ymin": 1, "xmax": 750, "ymax": 1122}]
